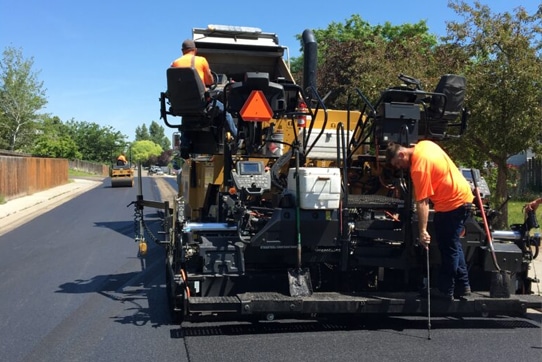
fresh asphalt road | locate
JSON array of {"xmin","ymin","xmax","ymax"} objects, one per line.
[{"xmin": 0, "ymin": 176, "xmax": 541, "ymax": 362}]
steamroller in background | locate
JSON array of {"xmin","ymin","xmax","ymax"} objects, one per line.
[
  {"xmin": 110, "ymin": 164, "xmax": 134, "ymax": 187},
  {"xmin": 110, "ymin": 149, "xmax": 134, "ymax": 188}
]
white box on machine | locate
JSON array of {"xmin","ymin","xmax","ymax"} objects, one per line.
[
  {"xmin": 304, "ymin": 129, "xmax": 353, "ymax": 160},
  {"xmin": 286, "ymin": 167, "xmax": 341, "ymax": 209}
]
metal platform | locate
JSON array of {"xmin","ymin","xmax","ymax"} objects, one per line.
[
  {"xmin": 347, "ymin": 194, "xmax": 404, "ymax": 209},
  {"xmin": 186, "ymin": 291, "xmax": 542, "ymax": 318}
]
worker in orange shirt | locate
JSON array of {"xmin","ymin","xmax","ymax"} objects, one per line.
[
  {"xmin": 171, "ymin": 39, "xmax": 214, "ymax": 85},
  {"xmin": 116, "ymin": 153, "xmax": 127, "ymax": 166},
  {"xmin": 171, "ymin": 39, "xmax": 237, "ymax": 157},
  {"xmin": 386, "ymin": 140, "xmax": 473, "ymax": 301}
]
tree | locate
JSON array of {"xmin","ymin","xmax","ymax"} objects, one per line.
[
  {"xmin": 135, "ymin": 121, "xmax": 170, "ymax": 151},
  {"xmin": 135, "ymin": 124, "xmax": 150, "ymax": 141},
  {"xmin": 0, "ymin": 47, "xmax": 47, "ymax": 151},
  {"xmin": 308, "ymin": 14, "xmax": 437, "ymax": 52},
  {"xmin": 149, "ymin": 121, "xmax": 171, "ymax": 151},
  {"xmin": 444, "ymin": 0, "xmax": 542, "ymax": 227},
  {"xmin": 147, "ymin": 149, "xmax": 173, "ymax": 168},
  {"xmin": 310, "ymin": 16, "xmax": 454, "ymax": 109},
  {"xmin": 65, "ymin": 120, "xmax": 127, "ymax": 163},
  {"xmin": 291, "ymin": 15, "xmax": 439, "ymax": 88},
  {"xmin": 32, "ymin": 115, "xmax": 81, "ymax": 159},
  {"xmin": 131, "ymin": 140, "xmax": 163, "ymax": 165}
]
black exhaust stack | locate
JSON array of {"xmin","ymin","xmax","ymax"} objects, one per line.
[{"xmin": 302, "ymin": 29, "xmax": 317, "ymax": 92}]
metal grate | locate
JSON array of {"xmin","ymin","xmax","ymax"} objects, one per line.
[{"xmin": 348, "ymin": 194, "xmax": 404, "ymax": 208}]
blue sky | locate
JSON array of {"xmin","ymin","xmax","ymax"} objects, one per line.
[{"xmin": 0, "ymin": 0, "xmax": 538, "ymax": 142}]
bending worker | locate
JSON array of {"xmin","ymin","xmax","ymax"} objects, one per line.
[{"xmin": 386, "ymin": 140, "xmax": 473, "ymax": 301}]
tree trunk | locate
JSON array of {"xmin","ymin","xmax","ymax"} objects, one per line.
[{"xmin": 494, "ymin": 160, "xmax": 509, "ymax": 230}]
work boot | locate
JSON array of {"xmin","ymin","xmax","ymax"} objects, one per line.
[{"xmin": 455, "ymin": 286, "xmax": 472, "ymax": 300}]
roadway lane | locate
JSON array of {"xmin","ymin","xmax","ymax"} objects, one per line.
[
  {"xmin": 0, "ymin": 176, "xmax": 541, "ymax": 362},
  {"xmin": 0, "ymin": 176, "xmax": 185, "ymax": 362}
]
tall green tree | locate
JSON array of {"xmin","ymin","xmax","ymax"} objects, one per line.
[
  {"xmin": 444, "ymin": 0, "xmax": 542, "ymax": 227},
  {"xmin": 135, "ymin": 122, "xmax": 170, "ymax": 150},
  {"xmin": 135, "ymin": 124, "xmax": 150, "ymax": 141},
  {"xmin": 65, "ymin": 120, "xmax": 127, "ymax": 163},
  {"xmin": 32, "ymin": 115, "xmax": 81, "ymax": 159},
  {"xmin": 149, "ymin": 120, "xmax": 170, "ymax": 151},
  {"xmin": 0, "ymin": 47, "xmax": 47, "ymax": 151}
]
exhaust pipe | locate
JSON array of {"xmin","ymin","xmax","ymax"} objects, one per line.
[{"xmin": 302, "ymin": 29, "xmax": 317, "ymax": 92}]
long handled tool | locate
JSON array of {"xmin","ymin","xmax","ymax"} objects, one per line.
[
  {"xmin": 471, "ymin": 169, "xmax": 500, "ymax": 271},
  {"xmin": 288, "ymin": 148, "xmax": 313, "ymax": 297},
  {"xmin": 426, "ymin": 246, "xmax": 432, "ymax": 340},
  {"xmin": 471, "ymin": 169, "xmax": 509, "ymax": 297},
  {"xmin": 136, "ymin": 163, "xmax": 147, "ymax": 256}
]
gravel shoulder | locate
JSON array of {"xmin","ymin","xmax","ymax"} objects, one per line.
[{"xmin": 153, "ymin": 176, "xmax": 179, "ymax": 202}]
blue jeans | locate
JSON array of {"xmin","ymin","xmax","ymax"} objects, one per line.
[
  {"xmin": 214, "ymin": 100, "xmax": 237, "ymax": 138},
  {"xmin": 179, "ymin": 99, "xmax": 237, "ymax": 151},
  {"xmin": 433, "ymin": 204, "xmax": 471, "ymax": 296}
]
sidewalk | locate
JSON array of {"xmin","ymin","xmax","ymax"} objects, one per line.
[{"xmin": 0, "ymin": 178, "xmax": 103, "ymax": 236}]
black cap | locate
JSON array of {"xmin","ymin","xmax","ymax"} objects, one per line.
[{"xmin": 182, "ymin": 39, "xmax": 196, "ymax": 50}]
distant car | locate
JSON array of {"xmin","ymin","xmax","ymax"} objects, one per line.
[{"xmin": 148, "ymin": 166, "xmax": 163, "ymax": 176}]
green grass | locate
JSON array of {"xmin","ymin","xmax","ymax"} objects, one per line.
[
  {"xmin": 507, "ymin": 201, "xmax": 542, "ymax": 238},
  {"xmin": 0, "ymin": 193, "xmax": 5, "ymax": 205},
  {"xmin": 68, "ymin": 168, "xmax": 99, "ymax": 177},
  {"xmin": 508, "ymin": 201, "xmax": 526, "ymax": 226}
]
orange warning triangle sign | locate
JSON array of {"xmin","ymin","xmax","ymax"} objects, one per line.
[{"xmin": 239, "ymin": 90, "xmax": 273, "ymax": 122}]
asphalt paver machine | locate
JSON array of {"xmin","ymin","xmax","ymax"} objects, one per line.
[{"xmin": 133, "ymin": 25, "xmax": 542, "ymax": 322}]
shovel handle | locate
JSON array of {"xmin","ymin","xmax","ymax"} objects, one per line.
[{"xmin": 471, "ymin": 169, "xmax": 500, "ymax": 271}]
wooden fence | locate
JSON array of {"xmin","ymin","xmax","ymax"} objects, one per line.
[
  {"xmin": 0, "ymin": 154, "xmax": 69, "ymax": 201},
  {"xmin": 68, "ymin": 159, "xmax": 109, "ymax": 176},
  {"xmin": 516, "ymin": 158, "xmax": 542, "ymax": 194}
]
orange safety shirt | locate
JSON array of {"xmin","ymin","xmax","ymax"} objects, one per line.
[
  {"xmin": 410, "ymin": 140, "xmax": 473, "ymax": 212},
  {"xmin": 170, "ymin": 54, "xmax": 212, "ymax": 86}
]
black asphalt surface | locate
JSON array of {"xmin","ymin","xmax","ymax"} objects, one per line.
[{"xmin": 0, "ymin": 176, "xmax": 541, "ymax": 362}]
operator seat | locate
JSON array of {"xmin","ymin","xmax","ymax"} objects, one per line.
[
  {"xmin": 165, "ymin": 67, "xmax": 220, "ymax": 155},
  {"xmin": 166, "ymin": 67, "xmax": 208, "ymax": 117},
  {"xmin": 424, "ymin": 74, "xmax": 466, "ymax": 137}
]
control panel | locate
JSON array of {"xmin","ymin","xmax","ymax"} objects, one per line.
[{"xmin": 231, "ymin": 161, "xmax": 271, "ymax": 194}]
